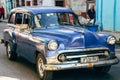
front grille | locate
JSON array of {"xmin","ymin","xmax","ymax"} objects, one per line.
[{"xmin": 57, "ymin": 49, "xmax": 109, "ymax": 62}]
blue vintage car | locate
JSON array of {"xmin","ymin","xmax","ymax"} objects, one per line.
[{"xmin": 3, "ymin": 6, "xmax": 119, "ymax": 80}]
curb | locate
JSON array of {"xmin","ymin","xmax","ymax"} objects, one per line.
[
  {"xmin": 116, "ymin": 41, "xmax": 120, "ymax": 45},
  {"xmin": 0, "ymin": 20, "xmax": 8, "ymax": 23}
]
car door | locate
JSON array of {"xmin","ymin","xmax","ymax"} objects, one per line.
[
  {"xmin": 15, "ymin": 13, "xmax": 36, "ymax": 62},
  {"xmin": 7, "ymin": 12, "xmax": 21, "ymax": 53}
]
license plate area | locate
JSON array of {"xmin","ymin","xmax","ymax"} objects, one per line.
[{"xmin": 80, "ymin": 56, "xmax": 99, "ymax": 63}]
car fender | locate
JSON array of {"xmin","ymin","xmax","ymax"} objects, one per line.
[{"xmin": 33, "ymin": 43, "xmax": 48, "ymax": 64}]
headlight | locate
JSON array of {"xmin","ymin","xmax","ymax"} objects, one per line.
[
  {"xmin": 107, "ymin": 36, "xmax": 116, "ymax": 45},
  {"xmin": 48, "ymin": 40, "xmax": 58, "ymax": 50}
]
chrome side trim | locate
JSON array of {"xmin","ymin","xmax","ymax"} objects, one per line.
[{"xmin": 44, "ymin": 58, "xmax": 119, "ymax": 71}]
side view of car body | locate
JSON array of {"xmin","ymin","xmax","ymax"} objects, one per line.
[{"xmin": 3, "ymin": 6, "xmax": 119, "ymax": 80}]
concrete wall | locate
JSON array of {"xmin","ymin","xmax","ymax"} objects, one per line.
[
  {"xmin": 42, "ymin": 0, "xmax": 55, "ymax": 6},
  {"xmin": 115, "ymin": 0, "xmax": 120, "ymax": 31}
]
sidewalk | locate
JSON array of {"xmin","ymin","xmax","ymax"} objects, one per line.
[{"xmin": 0, "ymin": 19, "xmax": 7, "ymax": 23}]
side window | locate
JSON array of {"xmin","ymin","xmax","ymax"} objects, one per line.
[
  {"xmin": 58, "ymin": 13, "xmax": 70, "ymax": 25},
  {"xmin": 18, "ymin": 14, "xmax": 32, "ymax": 31},
  {"xmin": 8, "ymin": 13, "xmax": 15, "ymax": 24},
  {"xmin": 23, "ymin": 14, "xmax": 32, "ymax": 27},
  {"xmin": 15, "ymin": 13, "xmax": 23, "ymax": 25},
  {"xmin": 34, "ymin": 15, "xmax": 41, "ymax": 28}
]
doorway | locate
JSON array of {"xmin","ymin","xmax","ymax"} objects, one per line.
[
  {"xmin": 55, "ymin": 0, "xmax": 64, "ymax": 7},
  {"xmin": 26, "ymin": 1, "xmax": 31, "ymax": 6}
]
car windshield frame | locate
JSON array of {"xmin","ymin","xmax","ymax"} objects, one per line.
[{"xmin": 34, "ymin": 12, "xmax": 81, "ymax": 28}]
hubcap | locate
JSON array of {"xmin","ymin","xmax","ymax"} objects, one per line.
[
  {"xmin": 7, "ymin": 44, "xmax": 11, "ymax": 58},
  {"xmin": 38, "ymin": 57, "xmax": 44, "ymax": 78}
]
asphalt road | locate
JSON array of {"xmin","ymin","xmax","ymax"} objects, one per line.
[{"xmin": 0, "ymin": 22, "xmax": 120, "ymax": 80}]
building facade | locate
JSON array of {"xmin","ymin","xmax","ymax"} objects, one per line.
[
  {"xmin": 96, "ymin": 0, "xmax": 120, "ymax": 32},
  {"xmin": 2, "ymin": 0, "xmax": 95, "ymax": 19},
  {"xmin": 14, "ymin": 0, "xmax": 64, "ymax": 7},
  {"xmin": 4, "ymin": 0, "xmax": 65, "ymax": 18}
]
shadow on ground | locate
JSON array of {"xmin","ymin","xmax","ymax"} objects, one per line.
[{"xmin": 53, "ymin": 68, "xmax": 114, "ymax": 80}]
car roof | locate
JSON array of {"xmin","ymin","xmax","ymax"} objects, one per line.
[{"xmin": 11, "ymin": 6, "xmax": 74, "ymax": 15}]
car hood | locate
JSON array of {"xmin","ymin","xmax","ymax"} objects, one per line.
[{"xmin": 32, "ymin": 26, "xmax": 102, "ymax": 49}]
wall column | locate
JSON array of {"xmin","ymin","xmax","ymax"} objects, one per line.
[
  {"xmin": 100, "ymin": 0, "xmax": 103, "ymax": 31},
  {"xmin": 113, "ymin": 0, "xmax": 116, "ymax": 31}
]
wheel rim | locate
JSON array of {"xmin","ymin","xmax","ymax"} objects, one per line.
[
  {"xmin": 7, "ymin": 44, "xmax": 11, "ymax": 58},
  {"xmin": 37, "ymin": 57, "xmax": 44, "ymax": 78}
]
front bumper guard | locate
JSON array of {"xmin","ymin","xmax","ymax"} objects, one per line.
[{"xmin": 44, "ymin": 58, "xmax": 119, "ymax": 71}]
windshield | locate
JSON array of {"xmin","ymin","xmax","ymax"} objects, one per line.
[{"xmin": 34, "ymin": 12, "xmax": 80, "ymax": 28}]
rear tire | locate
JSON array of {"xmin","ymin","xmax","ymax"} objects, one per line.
[
  {"xmin": 36, "ymin": 54, "xmax": 53, "ymax": 80},
  {"xmin": 94, "ymin": 66, "xmax": 111, "ymax": 73},
  {"xmin": 6, "ymin": 42, "xmax": 17, "ymax": 60}
]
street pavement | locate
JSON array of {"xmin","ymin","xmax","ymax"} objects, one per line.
[{"xmin": 0, "ymin": 22, "xmax": 120, "ymax": 80}]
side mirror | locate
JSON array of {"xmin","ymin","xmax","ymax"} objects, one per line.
[{"xmin": 20, "ymin": 24, "xmax": 28, "ymax": 30}]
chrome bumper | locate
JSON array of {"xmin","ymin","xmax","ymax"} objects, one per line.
[{"xmin": 44, "ymin": 58, "xmax": 119, "ymax": 71}]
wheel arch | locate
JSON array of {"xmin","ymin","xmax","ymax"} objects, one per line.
[
  {"xmin": 4, "ymin": 31, "xmax": 12, "ymax": 41},
  {"xmin": 34, "ymin": 50, "xmax": 47, "ymax": 64},
  {"xmin": 34, "ymin": 44, "xmax": 48, "ymax": 64},
  {"xmin": 5, "ymin": 38, "xmax": 17, "ymax": 55},
  {"xmin": 4, "ymin": 31, "xmax": 15, "ymax": 46}
]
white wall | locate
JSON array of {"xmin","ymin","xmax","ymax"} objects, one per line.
[{"xmin": 42, "ymin": 0, "xmax": 55, "ymax": 6}]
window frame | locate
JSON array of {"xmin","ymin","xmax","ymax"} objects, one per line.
[
  {"xmin": 23, "ymin": 13, "xmax": 32, "ymax": 27},
  {"xmin": 11, "ymin": 12, "xmax": 32, "ymax": 30},
  {"xmin": 15, "ymin": 12, "xmax": 24, "ymax": 25},
  {"xmin": 8, "ymin": 12, "xmax": 16, "ymax": 24},
  {"xmin": 34, "ymin": 12, "xmax": 81, "ymax": 28}
]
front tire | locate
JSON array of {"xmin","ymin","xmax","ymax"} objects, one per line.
[
  {"xmin": 36, "ymin": 54, "xmax": 53, "ymax": 80},
  {"xmin": 94, "ymin": 66, "xmax": 111, "ymax": 73},
  {"xmin": 6, "ymin": 42, "xmax": 17, "ymax": 60}
]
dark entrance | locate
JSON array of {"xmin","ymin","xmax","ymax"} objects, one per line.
[
  {"xmin": 26, "ymin": 1, "xmax": 31, "ymax": 6},
  {"xmin": 55, "ymin": 0, "xmax": 64, "ymax": 7}
]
